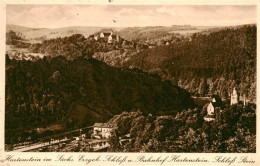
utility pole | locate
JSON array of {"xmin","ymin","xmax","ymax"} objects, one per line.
[{"xmin": 243, "ymin": 94, "xmax": 246, "ymax": 106}]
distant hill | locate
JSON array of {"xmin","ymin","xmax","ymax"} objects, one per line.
[
  {"xmin": 6, "ymin": 24, "xmax": 123, "ymax": 41},
  {"xmin": 7, "ymin": 24, "xmax": 255, "ymax": 103},
  {"xmin": 117, "ymin": 25, "xmax": 215, "ymax": 44},
  {"xmin": 124, "ymin": 25, "xmax": 256, "ymax": 102},
  {"xmin": 5, "ymin": 56, "xmax": 194, "ymax": 144},
  {"xmin": 7, "ymin": 24, "xmax": 214, "ymax": 44}
]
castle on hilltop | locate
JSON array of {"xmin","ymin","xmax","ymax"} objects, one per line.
[{"xmin": 90, "ymin": 31, "xmax": 122, "ymax": 44}]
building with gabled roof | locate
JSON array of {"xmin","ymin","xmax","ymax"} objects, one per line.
[
  {"xmin": 108, "ymin": 34, "xmax": 117, "ymax": 44},
  {"xmin": 92, "ymin": 123, "xmax": 117, "ymax": 139},
  {"xmin": 100, "ymin": 32, "xmax": 111, "ymax": 38},
  {"xmin": 204, "ymin": 96, "xmax": 223, "ymax": 122}
]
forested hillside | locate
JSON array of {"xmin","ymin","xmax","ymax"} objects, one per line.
[
  {"xmin": 6, "ymin": 24, "xmax": 108, "ymax": 40},
  {"xmin": 5, "ymin": 56, "xmax": 193, "ymax": 144},
  {"xmin": 107, "ymin": 103, "xmax": 256, "ymax": 152},
  {"xmin": 117, "ymin": 25, "xmax": 210, "ymax": 45},
  {"xmin": 28, "ymin": 33, "xmax": 148, "ymax": 61},
  {"xmin": 29, "ymin": 34, "xmax": 114, "ymax": 60},
  {"xmin": 126, "ymin": 25, "xmax": 256, "ymax": 102}
]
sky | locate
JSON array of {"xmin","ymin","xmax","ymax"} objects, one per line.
[{"xmin": 6, "ymin": 5, "xmax": 257, "ymax": 29}]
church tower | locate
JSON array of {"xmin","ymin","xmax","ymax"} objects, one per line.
[{"xmin": 230, "ymin": 87, "xmax": 238, "ymax": 105}]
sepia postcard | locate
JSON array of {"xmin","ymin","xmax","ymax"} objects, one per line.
[{"xmin": 0, "ymin": 0, "xmax": 259, "ymax": 166}]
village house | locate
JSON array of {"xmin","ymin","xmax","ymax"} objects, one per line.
[
  {"xmin": 94, "ymin": 35, "xmax": 99, "ymax": 41},
  {"xmin": 204, "ymin": 96, "xmax": 223, "ymax": 121},
  {"xmin": 108, "ymin": 32, "xmax": 123, "ymax": 44},
  {"xmin": 92, "ymin": 123, "xmax": 117, "ymax": 139},
  {"xmin": 92, "ymin": 32, "xmax": 110, "ymax": 41},
  {"xmin": 92, "ymin": 31, "xmax": 122, "ymax": 44},
  {"xmin": 108, "ymin": 32, "xmax": 117, "ymax": 44},
  {"xmin": 100, "ymin": 32, "xmax": 111, "ymax": 38}
]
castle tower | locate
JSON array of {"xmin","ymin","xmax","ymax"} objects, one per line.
[
  {"xmin": 230, "ymin": 87, "xmax": 238, "ymax": 105},
  {"xmin": 108, "ymin": 31, "xmax": 113, "ymax": 44}
]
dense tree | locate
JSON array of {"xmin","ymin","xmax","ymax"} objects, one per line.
[
  {"xmin": 6, "ymin": 30, "xmax": 30, "ymax": 48},
  {"xmin": 5, "ymin": 56, "xmax": 193, "ymax": 144},
  {"xmin": 125, "ymin": 25, "xmax": 256, "ymax": 102},
  {"xmin": 107, "ymin": 103, "xmax": 256, "ymax": 153}
]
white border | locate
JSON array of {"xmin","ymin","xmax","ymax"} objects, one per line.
[{"xmin": 0, "ymin": 0, "xmax": 259, "ymax": 166}]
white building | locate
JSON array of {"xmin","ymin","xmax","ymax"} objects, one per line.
[
  {"xmin": 92, "ymin": 123, "xmax": 117, "ymax": 139},
  {"xmin": 230, "ymin": 87, "xmax": 238, "ymax": 105},
  {"xmin": 94, "ymin": 35, "xmax": 99, "ymax": 41},
  {"xmin": 100, "ymin": 32, "xmax": 111, "ymax": 38},
  {"xmin": 204, "ymin": 97, "xmax": 223, "ymax": 122}
]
